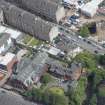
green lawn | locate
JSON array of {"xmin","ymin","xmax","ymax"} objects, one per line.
[
  {"xmin": 49, "ymin": 87, "xmax": 64, "ymax": 96},
  {"xmin": 29, "ymin": 38, "xmax": 41, "ymax": 47},
  {"xmin": 23, "ymin": 35, "xmax": 42, "ymax": 47},
  {"xmin": 23, "ymin": 35, "xmax": 32, "ymax": 44}
]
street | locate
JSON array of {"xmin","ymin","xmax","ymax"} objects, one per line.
[{"xmin": 60, "ymin": 28, "xmax": 105, "ymax": 55}]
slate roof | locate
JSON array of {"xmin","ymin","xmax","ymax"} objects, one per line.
[
  {"xmin": 48, "ymin": 60, "xmax": 82, "ymax": 78},
  {"xmin": 12, "ymin": 52, "xmax": 49, "ymax": 83},
  {"xmin": 0, "ymin": 90, "xmax": 36, "ymax": 105}
]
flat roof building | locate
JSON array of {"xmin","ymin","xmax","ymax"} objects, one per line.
[
  {"xmin": 0, "ymin": 25, "xmax": 22, "ymax": 40},
  {"xmin": 80, "ymin": 0, "xmax": 104, "ymax": 17}
]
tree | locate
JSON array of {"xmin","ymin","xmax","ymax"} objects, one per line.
[
  {"xmin": 43, "ymin": 91, "xmax": 68, "ymax": 105},
  {"xmin": 74, "ymin": 51, "xmax": 96, "ymax": 70},
  {"xmin": 23, "ymin": 88, "xmax": 43, "ymax": 102},
  {"xmin": 23, "ymin": 87, "xmax": 68, "ymax": 105},
  {"xmin": 67, "ymin": 77, "xmax": 87, "ymax": 105},
  {"xmin": 98, "ymin": 54, "xmax": 105, "ymax": 65},
  {"xmin": 90, "ymin": 94, "xmax": 97, "ymax": 105},
  {"xmin": 79, "ymin": 25, "xmax": 90, "ymax": 37},
  {"xmin": 41, "ymin": 73, "xmax": 53, "ymax": 84}
]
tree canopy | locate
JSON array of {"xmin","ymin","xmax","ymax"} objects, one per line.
[
  {"xmin": 74, "ymin": 51, "xmax": 96, "ymax": 70},
  {"xmin": 79, "ymin": 25, "xmax": 90, "ymax": 37},
  {"xmin": 23, "ymin": 87, "xmax": 68, "ymax": 105}
]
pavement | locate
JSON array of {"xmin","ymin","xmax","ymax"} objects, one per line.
[{"xmin": 59, "ymin": 28, "xmax": 105, "ymax": 55}]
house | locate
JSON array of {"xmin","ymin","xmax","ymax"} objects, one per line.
[
  {"xmin": 0, "ymin": 52, "xmax": 17, "ymax": 86},
  {"xmin": 0, "ymin": 89, "xmax": 36, "ymax": 105},
  {"xmin": 0, "ymin": 32, "xmax": 12, "ymax": 54},
  {"xmin": 47, "ymin": 59, "xmax": 82, "ymax": 80},
  {"xmin": 0, "ymin": 52, "xmax": 16, "ymax": 73},
  {"xmin": 0, "ymin": 1, "xmax": 59, "ymax": 41},
  {"xmin": 5, "ymin": 0, "xmax": 65, "ymax": 23},
  {"xmin": 11, "ymin": 52, "xmax": 49, "ymax": 89}
]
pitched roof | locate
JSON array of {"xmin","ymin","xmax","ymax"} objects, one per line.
[
  {"xmin": 13, "ymin": 52, "xmax": 49, "ymax": 83},
  {"xmin": 49, "ymin": 60, "xmax": 82, "ymax": 77}
]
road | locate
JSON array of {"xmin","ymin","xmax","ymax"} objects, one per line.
[{"xmin": 60, "ymin": 28, "xmax": 105, "ymax": 55}]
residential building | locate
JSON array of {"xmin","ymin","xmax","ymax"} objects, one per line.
[
  {"xmin": 5, "ymin": 0, "xmax": 65, "ymax": 23},
  {"xmin": 0, "ymin": 52, "xmax": 16, "ymax": 73},
  {"xmin": 11, "ymin": 52, "xmax": 49, "ymax": 89},
  {"xmin": 0, "ymin": 1, "xmax": 59, "ymax": 41},
  {"xmin": 0, "ymin": 52, "xmax": 17, "ymax": 86},
  {"xmin": 0, "ymin": 32, "xmax": 12, "ymax": 54},
  {"xmin": 47, "ymin": 60, "xmax": 82, "ymax": 80}
]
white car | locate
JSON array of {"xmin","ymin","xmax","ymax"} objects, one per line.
[{"xmin": 78, "ymin": 35, "xmax": 83, "ymax": 39}]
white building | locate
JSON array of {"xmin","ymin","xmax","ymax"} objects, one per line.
[
  {"xmin": 80, "ymin": 0, "xmax": 104, "ymax": 17},
  {"xmin": 48, "ymin": 46, "xmax": 61, "ymax": 56},
  {"xmin": 0, "ymin": 25, "xmax": 22, "ymax": 40},
  {"xmin": 0, "ymin": 25, "xmax": 22, "ymax": 54},
  {"xmin": 0, "ymin": 52, "xmax": 16, "ymax": 72},
  {"xmin": 68, "ymin": 46, "xmax": 83, "ymax": 58},
  {"xmin": 63, "ymin": 0, "xmax": 78, "ymax": 6},
  {"xmin": 0, "ymin": 33, "xmax": 12, "ymax": 54}
]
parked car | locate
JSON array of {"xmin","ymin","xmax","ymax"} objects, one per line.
[{"xmin": 94, "ymin": 50, "xmax": 98, "ymax": 54}]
